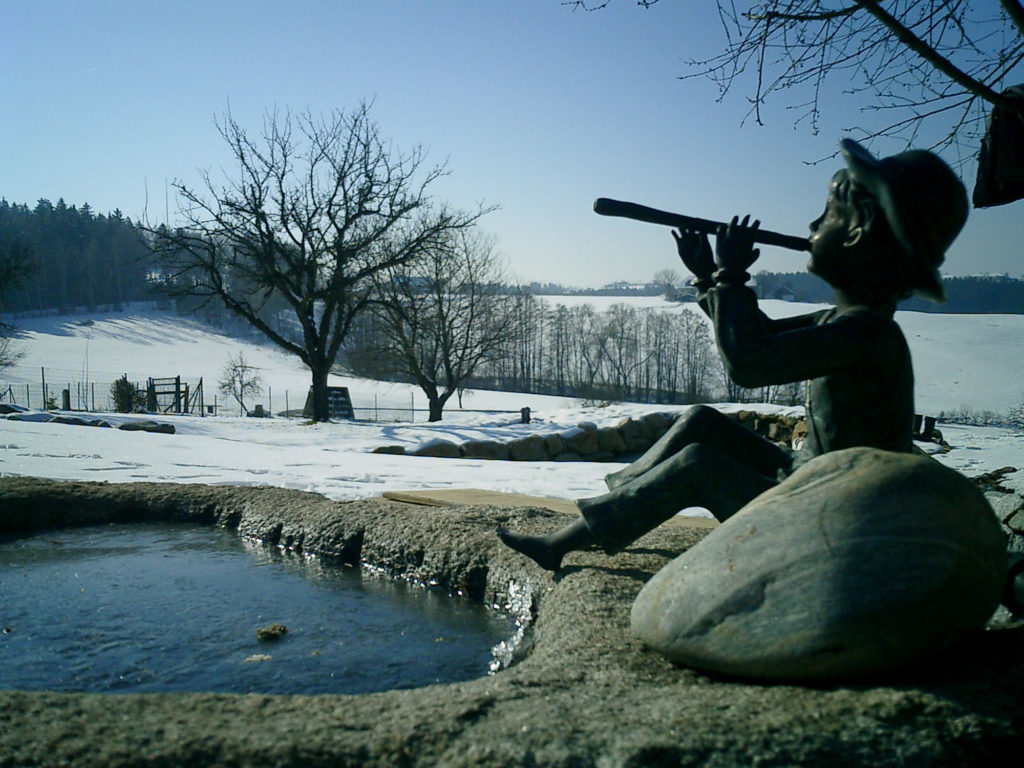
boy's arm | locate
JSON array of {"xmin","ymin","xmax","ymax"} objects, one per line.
[
  {"xmin": 704, "ymin": 283, "xmax": 882, "ymax": 387},
  {"xmin": 760, "ymin": 309, "xmax": 831, "ymax": 333}
]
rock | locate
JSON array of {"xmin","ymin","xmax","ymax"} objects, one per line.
[
  {"xmin": 461, "ymin": 440, "xmax": 509, "ymax": 460},
  {"xmin": 764, "ymin": 420, "xmax": 786, "ymax": 442},
  {"xmin": 542, "ymin": 432, "xmax": 564, "ymax": 457},
  {"xmin": 631, "ymin": 447, "xmax": 1007, "ymax": 682},
  {"xmin": 596, "ymin": 427, "xmax": 628, "ymax": 455},
  {"xmin": 372, "ymin": 445, "xmax": 406, "ymax": 455},
  {"xmin": 50, "ymin": 415, "xmax": 90, "ymax": 426},
  {"xmin": 256, "ymin": 623, "xmax": 288, "ymax": 641},
  {"xmin": 563, "ymin": 426, "xmax": 598, "ymax": 456},
  {"xmin": 508, "ymin": 435, "xmax": 547, "ymax": 461},
  {"xmin": 615, "ymin": 417, "xmax": 642, "ymax": 446},
  {"xmin": 553, "ymin": 452, "xmax": 582, "ymax": 462},
  {"xmin": 641, "ymin": 411, "xmax": 673, "ymax": 440},
  {"xmin": 626, "ymin": 436, "xmax": 653, "ymax": 455},
  {"xmin": 118, "ymin": 420, "xmax": 175, "ymax": 434},
  {"xmin": 411, "ymin": 439, "xmax": 461, "ymax": 458},
  {"xmin": 5, "ymin": 412, "xmax": 54, "ymax": 422}
]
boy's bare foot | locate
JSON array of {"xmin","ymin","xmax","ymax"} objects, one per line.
[{"xmin": 497, "ymin": 527, "xmax": 565, "ymax": 571}]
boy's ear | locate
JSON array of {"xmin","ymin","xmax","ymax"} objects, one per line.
[{"xmin": 843, "ymin": 197, "xmax": 876, "ymax": 247}]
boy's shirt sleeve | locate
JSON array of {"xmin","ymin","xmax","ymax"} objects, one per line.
[{"xmin": 703, "ymin": 282, "xmax": 887, "ymax": 388}]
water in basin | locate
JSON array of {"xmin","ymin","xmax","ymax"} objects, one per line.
[{"xmin": 0, "ymin": 523, "xmax": 514, "ymax": 695}]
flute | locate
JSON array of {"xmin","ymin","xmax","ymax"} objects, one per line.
[{"xmin": 593, "ymin": 197, "xmax": 810, "ymax": 253}]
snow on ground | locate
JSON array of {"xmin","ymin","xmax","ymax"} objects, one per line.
[{"xmin": 1, "ymin": 303, "xmax": 1022, "ymax": 506}]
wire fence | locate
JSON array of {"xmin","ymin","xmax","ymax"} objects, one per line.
[{"xmin": 0, "ymin": 368, "xmax": 531, "ymax": 424}]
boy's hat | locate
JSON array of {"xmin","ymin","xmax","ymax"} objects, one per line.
[{"xmin": 840, "ymin": 139, "xmax": 968, "ymax": 302}]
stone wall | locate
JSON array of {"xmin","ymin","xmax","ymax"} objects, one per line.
[{"xmin": 378, "ymin": 410, "xmax": 808, "ymax": 462}]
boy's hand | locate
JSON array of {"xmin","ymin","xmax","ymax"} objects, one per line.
[
  {"xmin": 714, "ymin": 215, "xmax": 761, "ymax": 276},
  {"xmin": 672, "ymin": 227, "xmax": 713, "ymax": 283}
]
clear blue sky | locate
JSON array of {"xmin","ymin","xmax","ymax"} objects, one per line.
[{"xmin": 3, "ymin": 0, "xmax": 1022, "ymax": 287}]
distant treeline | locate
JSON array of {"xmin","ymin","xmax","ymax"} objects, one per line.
[
  {"xmin": 522, "ymin": 281, "xmax": 666, "ymax": 297},
  {"xmin": 344, "ymin": 295, "xmax": 804, "ymax": 407},
  {"xmin": 0, "ymin": 198, "xmax": 158, "ymax": 313},
  {"xmin": 753, "ymin": 271, "xmax": 1024, "ymax": 313}
]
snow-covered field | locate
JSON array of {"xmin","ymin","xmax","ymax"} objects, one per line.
[
  {"xmin": 2, "ymin": 302, "xmax": 1022, "ymax": 504},
  {"xmin": 541, "ymin": 296, "xmax": 1024, "ymax": 417}
]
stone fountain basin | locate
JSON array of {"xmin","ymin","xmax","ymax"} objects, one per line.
[{"xmin": 2, "ymin": 476, "xmax": 1023, "ymax": 767}]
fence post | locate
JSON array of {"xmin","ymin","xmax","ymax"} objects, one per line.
[
  {"xmin": 26, "ymin": 383, "xmax": 30, "ymax": 408},
  {"xmin": 40, "ymin": 367, "xmax": 46, "ymax": 408},
  {"xmin": 269, "ymin": 386, "xmax": 272, "ymax": 417},
  {"xmin": 410, "ymin": 392, "xmax": 414, "ymax": 422},
  {"xmin": 285, "ymin": 391, "xmax": 289, "ymax": 417}
]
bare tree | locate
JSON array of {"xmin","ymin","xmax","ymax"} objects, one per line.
[
  {"xmin": 147, "ymin": 103, "xmax": 489, "ymax": 421},
  {"xmin": 0, "ymin": 335, "xmax": 22, "ymax": 373},
  {"xmin": 218, "ymin": 352, "xmax": 264, "ymax": 416},
  {"xmin": 567, "ymin": 1, "xmax": 1024, "ymax": 160},
  {"xmin": 0, "ymin": 238, "xmax": 33, "ymax": 372},
  {"xmin": 370, "ymin": 228, "xmax": 509, "ymax": 421}
]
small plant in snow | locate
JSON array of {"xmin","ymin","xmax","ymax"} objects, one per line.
[
  {"xmin": 219, "ymin": 352, "xmax": 263, "ymax": 416},
  {"xmin": 110, "ymin": 375, "xmax": 144, "ymax": 413}
]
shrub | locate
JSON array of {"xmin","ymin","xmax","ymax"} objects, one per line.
[{"xmin": 110, "ymin": 375, "xmax": 144, "ymax": 413}]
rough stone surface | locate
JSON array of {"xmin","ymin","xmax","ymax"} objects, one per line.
[
  {"xmin": 508, "ymin": 434, "xmax": 547, "ymax": 461},
  {"xmin": 542, "ymin": 432, "xmax": 564, "ymax": 457},
  {"xmin": 372, "ymin": 445, "xmax": 406, "ymax": 455},
  {"xmin": 553, "ymin": 451, "xmax": 582, "ymax": 462},
  {"xmin": 631, "ymin": 448, "xmax": 1008, "ymax": 682},
  {"xmin": 563, "ymin": 426, "xmax": 599, "ymax": 456},
  {"xmin": 395, "ymin": 409, "xmax": 809, "ymax": 463},
  {"xmin": 2, "ymin": 475, "xmax": 1023, "ymax": 767},
  {"xmin": 117, "ymin": 420, "xmax": 175, "ymax": 434},
  {"xmin": 641, "ymin": 411, "xmax": 673, "ymax": 440},
  {"xmin": 596, "ymin": 427, "xmax": 628, "ymax": 454},
  {"xmin": 462, "ymin": 439, "xmax": 510, "ymax": 461},
  {"xmin": 626, "ymin": 436, "xmax": 653, "ymax": 454},
  {"xmin": 411, "ymin": 439, "xmax": 461, "ymax": 458},
  {"xmin": 615, "ymin": 417, "xmax": 642, "ymax": 446}
]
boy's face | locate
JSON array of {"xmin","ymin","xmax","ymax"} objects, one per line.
[{"xmin": 807, "ymin": 170, "xmax": 857, "ymax": 284}]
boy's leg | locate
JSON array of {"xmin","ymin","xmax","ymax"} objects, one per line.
[
  {"xmin": 498, "ymin": 442, "xmax": 777, "ymax": 570},
  {"xmin": 582, "ymin": 443, "xmax": 778, "ymax": 553},
  {"xmin": 606, "ymin": 405, "xmax": 792, "ymax": 489}
]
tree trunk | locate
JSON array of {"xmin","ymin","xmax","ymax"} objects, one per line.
[
  {"xmin": 309, "ymin": 364, "xmax": 330, "ymax": 423},
  {"xmin": 428, "ymin": 397, "xmax": 444, "ymax": 422}
]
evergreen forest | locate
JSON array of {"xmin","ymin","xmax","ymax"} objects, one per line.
[{"xmin": 0, "ymin": 198, "xmax": 158, "ymax": 313}]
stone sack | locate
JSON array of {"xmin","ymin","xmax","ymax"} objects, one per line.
[{"xmin": 630, "ymin": 447, "xmax": 1007, "ymax": 682}]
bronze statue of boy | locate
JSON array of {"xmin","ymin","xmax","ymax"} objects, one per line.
[{"xmin": 499, "ymin": 139, "xmax": 969, "ymax": 571}]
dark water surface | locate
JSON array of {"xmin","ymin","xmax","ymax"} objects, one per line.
[{"xmin": 0, "ymin": 523, "xmax": 513, "ymax": 694}]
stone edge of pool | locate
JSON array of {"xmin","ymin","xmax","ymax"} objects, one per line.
[{"xmin": 1, "ymin": 476, "xmax": 1023, "ymax": 767}]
